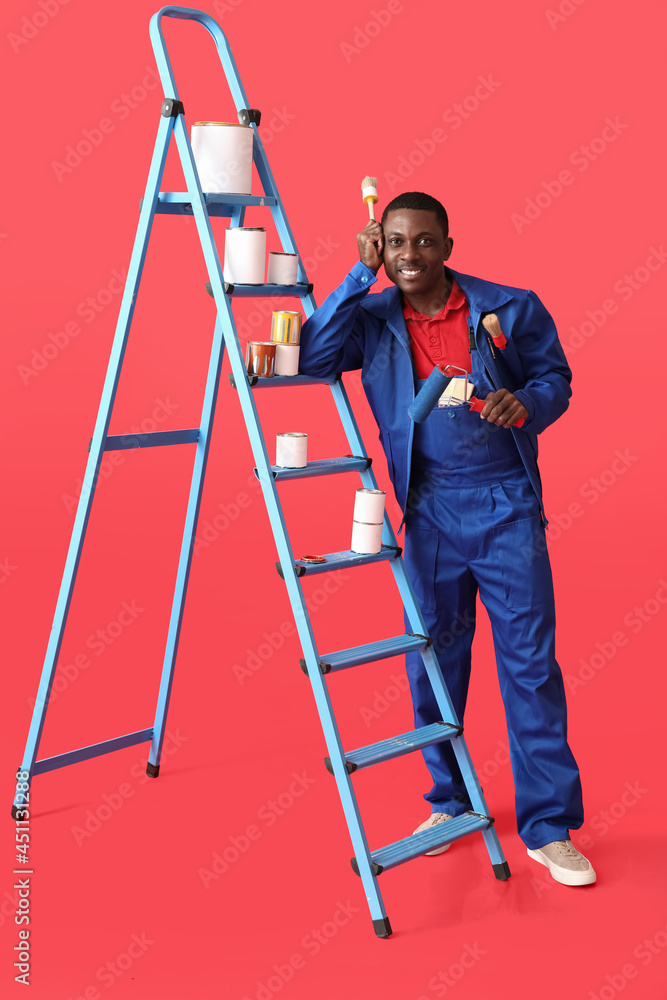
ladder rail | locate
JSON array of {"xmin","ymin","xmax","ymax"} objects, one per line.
[{"xmin": 13, "ymin": 112, "xmax": 176, "ymax": 800}]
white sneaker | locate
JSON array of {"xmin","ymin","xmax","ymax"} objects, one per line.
[
  {"xmin": 412, "ymin": 813, "xmax": 454, "ymax": 856},
  {"xmin": 527, "ymin": 839, "xmax": 596, "ymax": 885}
]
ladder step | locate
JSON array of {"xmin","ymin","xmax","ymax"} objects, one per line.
[
  {"xmin": 226, "ymin": 282, "xmax": 314, "ymax": 298},
  {"xmin": 103, "ymin": 429, "xmax": 200, "ymax": 451},
  {"xmin": 260, "ymin": 456, "xmax": 372, "ymax": 482},
  {"xmin": 280, "ymin": 544, "xmax": 402, "ymax": 579},
  {"xmin": 153, "ymin": 191, "xmax": 277, "ymax": 216},
  {"xmin": 32, "ymin": 728, "xmax": 154, "ymax": 776},
  {"xmin": 229, "ymin": 372, "xmax": 339, "ymax": 390},
  {"xmin": 324, "ymin": 721, "xmax": 462, "ymax": 774},
  {"xmin": 309, "ymin": 632, "xmax": 431, "ymax": 675},
  {"xmin": 206, "ymin": 280, "xmax": 313, "ymax": 299},
  {"xmin": 352, "ymin": 812, "xmax": 494, "ymax": 875}
]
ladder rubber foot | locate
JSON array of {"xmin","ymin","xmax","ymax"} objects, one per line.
[
  {"xmin": 10, "ymin": 804, "xmax": 22, "ymax": 820},
  {"xmin": 493, "ymin": 861, "xmax": 511, "ymax": 880},
  {"xmin": 373, "ymin": 917, "xmax": 392, "ymax": 938},
  {"xmin": 146, "ymin": 762, "xmax": 160, "ymax": 779}
]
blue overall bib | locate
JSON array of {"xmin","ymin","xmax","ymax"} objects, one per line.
[{"xmin": 403, "ymin": 344, "xmax": 584, "ymax": 849}]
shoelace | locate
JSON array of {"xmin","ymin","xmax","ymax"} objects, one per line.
[{"xmin": 554, "ymin": 840, "xmax": 579, "ymax": 858}]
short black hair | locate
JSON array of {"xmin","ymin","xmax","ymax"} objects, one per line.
[{"xmin": 381, "ymin": 191, "xmax": 449, "ymax": 239}]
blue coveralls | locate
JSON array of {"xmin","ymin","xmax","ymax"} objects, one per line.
[{"xmin": 299, "ymin": 261, "xmax": 584, "ymax": 849}]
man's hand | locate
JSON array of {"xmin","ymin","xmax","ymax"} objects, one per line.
[
  {"xmin": 480, "ymin": 388, "xmax": 528, "ymax": 427},
  {"xmin": 357, "ymin": 220, "xmax": 384, "ymax": 273}
]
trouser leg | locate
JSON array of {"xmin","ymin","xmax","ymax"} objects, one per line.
[
  {"xmin": 404, "ymin": 495, "xmax": 477, "ymax": 816},
  {"xmin": 471, "ymin": 478, "xmax": 584, "ymax": 848}
]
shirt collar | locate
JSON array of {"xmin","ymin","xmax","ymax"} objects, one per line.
[{"xmin": 402, "ymin": 277, "xmax": 467, "ymax": 320}]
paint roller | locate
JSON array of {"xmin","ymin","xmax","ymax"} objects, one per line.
[{"xmin": 408, "ymin": 365, "xmax": 524, "ymax": 426}]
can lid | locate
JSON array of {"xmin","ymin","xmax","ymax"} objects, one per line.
[
  {"xmin": 301, "ymin": 554, "xmax": 326, "ymax": 564},
  {"xmin": 277, "ymin": 432, "xmax": 307, "ymax": 437},
  {"xmin": 272, "ymin": 310, "xmax": 302, "ymax": 318},
  {"xmin": 192, "ymin": 121, "xmax": 250, "ymax": 127},
  {"xmin": 226, "ymin": 227, "xmax": 266, "ymax": 231},
  {"xmin": 247, "ymin": 341, "xmax": 276, "ymax": 347},
  {"xmin": 269, "ymin": 252, "xmax": 299, "ymax": 257},
  {"xmin": 356, "ymin": 488, "xmax": 386, "ymax": 495}
]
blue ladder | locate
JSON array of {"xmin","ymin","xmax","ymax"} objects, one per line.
[{"xmin": 12, "ymin": 6, "xmax": 510, "ymax": 936}]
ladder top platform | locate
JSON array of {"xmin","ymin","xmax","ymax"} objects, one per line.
[{"xmin": 155, "ymin": 191, "xmax": 277, "ymax": 215}]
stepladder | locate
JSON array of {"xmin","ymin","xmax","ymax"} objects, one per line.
[{"xmin": 12, "ymin": 4, "xmax": 510, "ymax": 937}]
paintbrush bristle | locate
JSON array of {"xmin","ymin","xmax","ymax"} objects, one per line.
[
  {"xmin": 361, "ymin": 176, "xmax": 377, "ymax": 190},
  {"xmin": 482, "ymin": 313, "xmax": 502, "ymax": 337}
]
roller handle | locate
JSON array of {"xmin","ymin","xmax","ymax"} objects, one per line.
[{"xmin": 469, "ymin": 394, "xmax": 524, "ymax": 427}]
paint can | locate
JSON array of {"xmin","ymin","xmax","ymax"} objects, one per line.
[
  {"xmin": 224, "ymin": 227, "xmax": 266, "ymax": 284},
  {"xmin": 246, "ymin": 341, "xmax": 276, "ymax": 377},
  {"xmin": 274, "ymin": 343, "xmax": 300, "ymax": 376},
  {"xmin": 267, "ymin": 252, "xmax": 299, "ymax": 285},
  {"xmin": 351, "ymin": 488, "xmax": 386, "ymax": 554},
  {"xmin": 191, "ymin": 121, "xmax": 253, "ymax": 194},
  {"xmin": 351, "ymin": 521, "xmax": 383, "ymax": 554},
  {"xmin": 270, "ymin": 310, "xmax": 302, "ymax": 345},
  {"xmin": 276, "ymin": 432, "xmax": 307, "ymax": 468}
]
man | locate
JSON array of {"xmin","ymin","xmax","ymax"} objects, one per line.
[{"xmin": 299, "ymin": 191, "xmax": 595, "ymax": 886}]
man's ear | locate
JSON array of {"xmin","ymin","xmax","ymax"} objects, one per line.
[{"xmin": 443, "ymin": 237, "xmax": 454, "ymax": 261}]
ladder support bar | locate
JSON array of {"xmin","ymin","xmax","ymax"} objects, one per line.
[
  {"xmin": 33, "ymin": 728, "xmax": 154, "ymax": 775},
  {"xmin": 103, "ymin": 429, "xmax": 200, "ymax": 451}
]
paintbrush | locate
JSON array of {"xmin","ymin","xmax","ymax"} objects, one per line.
[
  {"xmin": 482, "ymin": 313, "xmax": 508, "ymax": 350},
  {"xmin": 361, "ymin": 176, "xmax": 378, "ymax": 220}
]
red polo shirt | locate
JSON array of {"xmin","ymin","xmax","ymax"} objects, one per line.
[{"xmin": 402, "ymin": 278, "xmax": 471, "ymax": 378}]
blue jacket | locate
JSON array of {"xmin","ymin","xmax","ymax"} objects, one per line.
[{"xmin": 299, "ymin": 261, "xmax": 572, "ymax": 523}]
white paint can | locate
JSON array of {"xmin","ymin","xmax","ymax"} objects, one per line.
[
  {"xmin": 353, "ymin": 488, "xmax": 386, "ymax": 525},
  {"xmin": 276, "ymin": 432, "xmax": 307, "ymax": 468},
  {"xmin": 267, "ymin": 252, "xmax": 299, "ymax": 285},
  {"xmin": 275, "ymin": 343, "xmax": 300, "ymax": 376},
  {"xmin": 224, "ymin": 227, "xmax": 266, "ymax": 284},
  {"xmin": 191, "ymin": 121, "xmax": 253, "ymax": 194},
  {"xmin": 351, "ymin": 520, "xmax": 383, "ymax": 554}
]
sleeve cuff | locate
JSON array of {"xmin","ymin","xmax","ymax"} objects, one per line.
[
  {"xmin": 513, "ymin": 390, "xmax": 535, "ymax": 430},
  {"xmin": 349, "ymin": 260, "xmax": 379, "ymax": 288}
]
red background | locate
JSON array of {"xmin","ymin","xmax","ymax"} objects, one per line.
[{"xmin": 1, "ymin": 1, "xmax": 665, "ymax": 997}]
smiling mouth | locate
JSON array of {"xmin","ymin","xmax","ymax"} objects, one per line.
[{"xmin": 399, "ymin": 268, "xmax": 425, "ymax": 276}]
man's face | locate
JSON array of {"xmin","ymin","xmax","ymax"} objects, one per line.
[{"xmin": 382, "ymin": 209, "xmax": 453, "ymax": 298}]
